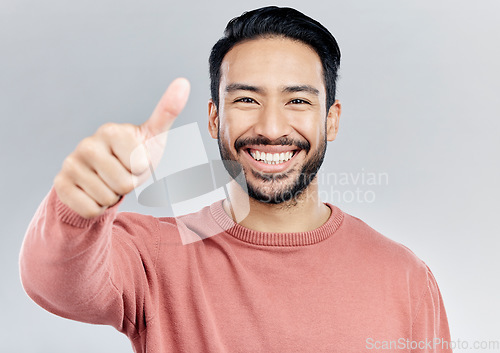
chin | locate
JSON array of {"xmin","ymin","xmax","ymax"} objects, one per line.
[{"xmin": 244, "ymin": 169, "xmax": 310, "ymax": 205}]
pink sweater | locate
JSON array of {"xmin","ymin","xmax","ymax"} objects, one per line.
[{"xmin": 20, "ymin": 188, "xmax": 452, "ymax": 352}]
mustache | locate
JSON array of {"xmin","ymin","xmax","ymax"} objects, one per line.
[{"xmin": 234, "ymin": 136, "xmax": 310, "ymax": 153}]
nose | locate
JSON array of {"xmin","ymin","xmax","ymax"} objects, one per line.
[{"xmin": 253, "ymin": 104, "xmax": 293, "ymax": 141}]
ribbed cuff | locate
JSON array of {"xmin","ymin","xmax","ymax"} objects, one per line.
[{"xmin": 53, "ymin": 188, "xmax": 124, "ymax": 228}]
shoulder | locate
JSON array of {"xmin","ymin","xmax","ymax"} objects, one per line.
[
  {"xmin": 337, "ymin": 210, "xmax": 430, "ymax": 280},
  {"xmin": 112, "ymin": 210, "xmax": 162, "ymax": 239},
  {"xmin": 336, "ymin": 210, "xmax": 442, "ymax": 307},
  {"xmin": 110, "ymin": 211, "xmax": 163, "ymax": 261},
  {"xmin": 157, "ymin": 203, "xmax": 222, "ymax": 246},
  {"xmin": 112, "ymin": 200, "xmax": 222, "ymax": 249}
]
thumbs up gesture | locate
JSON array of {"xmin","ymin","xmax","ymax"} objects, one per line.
[{"xmin": 54, "ymin": 78, "xmax": 191, "ymax": 219}]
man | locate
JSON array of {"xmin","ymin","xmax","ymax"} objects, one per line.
[{"xmin": 20, "ymin": 6, "xmax": 452, "ymax": 353}]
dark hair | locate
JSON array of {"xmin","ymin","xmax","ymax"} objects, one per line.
[{"xmin": 209, "ymin": 6, "xmax": 341, "ymax": 110}]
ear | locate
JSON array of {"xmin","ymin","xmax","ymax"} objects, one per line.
[
  {"xmin": 208, "ymin": 99, "xmax": 219, "ymax": 139},
  {"xmin": 326, "ymin": 100, "xmax": 341, "ymax": 141}
]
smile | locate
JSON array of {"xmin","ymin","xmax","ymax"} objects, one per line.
[{"xmin": 248, "ymin": 149, "xmax": 297, "ymax": 165}]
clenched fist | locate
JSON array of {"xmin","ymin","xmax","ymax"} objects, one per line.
[{"xmin": 54, "ymin": 78, "xmax": 191, "ymax": 219}]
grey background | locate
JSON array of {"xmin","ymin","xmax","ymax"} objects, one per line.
[{"xmin": 1, "ymin": 0, "xmax": 499, "ymax": 352}]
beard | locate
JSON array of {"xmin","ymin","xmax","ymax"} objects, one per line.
[{"xmin": 218, "ymin": 129, "xmax": 327, "ymax": 205}]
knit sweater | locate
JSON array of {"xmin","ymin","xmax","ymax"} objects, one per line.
[{"xmin": 20, "ymin": 187, "xmax": 452, "ymax": 352}]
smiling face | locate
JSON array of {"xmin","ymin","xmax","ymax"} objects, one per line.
[{"xmin": 208, "ymin": 36, "xmax": 341, "ymax": 205}]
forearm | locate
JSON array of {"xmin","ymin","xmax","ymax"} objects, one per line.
[{"xmin": 19, "ymin": 187, "xmax": 124, "ymax": 326}]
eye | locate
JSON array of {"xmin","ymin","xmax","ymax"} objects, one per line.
[
  {"xmin": 289, "ymin": 99, "xmax": 311, "ymax": 105},
  {"xmin": 235, "ymin": 97, "xmax": 257, "ymax": 104}
]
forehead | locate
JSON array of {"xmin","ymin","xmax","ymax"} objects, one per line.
[{"xmin": 220, "ymin": 37, "xmax": 325, "ymax": 92}]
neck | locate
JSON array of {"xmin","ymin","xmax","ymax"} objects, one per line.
[{"xmin": 223, "ymin": 178, "xmax": 331, "ymax": 233}]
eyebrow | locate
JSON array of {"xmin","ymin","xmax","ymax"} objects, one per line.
[
  {"xmin": 225, "ymin": 83, "xmax": 320, "ymax": 96},
  {"xmin": 282, "ymin": 85, "xmax": 320, "ymax": 96},
  {"xmin": 225, "ymin": 83, "xmax": 263, "ymax": 94}
]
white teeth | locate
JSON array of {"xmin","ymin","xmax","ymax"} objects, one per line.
[{"xmin": 250, "ymin": 150, "xmax": 295, "ymax": 164}]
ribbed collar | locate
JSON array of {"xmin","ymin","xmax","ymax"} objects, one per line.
[{"xmin": 210, "ymin": 200, "xmax": 344, "ymax": 247}]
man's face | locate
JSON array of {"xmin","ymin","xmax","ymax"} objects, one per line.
[{"xmin": 209, "ymin": 37, "xmax": 340, "ymax": 204}]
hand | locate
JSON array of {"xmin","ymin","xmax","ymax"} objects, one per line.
[{"xmin": 54, "ymin": 78, "xmax": 191, "ymax": 219}]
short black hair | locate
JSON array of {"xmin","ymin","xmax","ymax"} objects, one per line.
[{"xmin": 209, "ymin": 6, "xmax": 341, "ymax": 111}]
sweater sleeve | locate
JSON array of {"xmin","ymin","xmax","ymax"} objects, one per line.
[
  {"xmin": 411, "ymin": 265, "xmax": 453, "ymax": 352},
  {"xmin": 19, "ymin": 187, "xmax": 159, "ymax": 338}
]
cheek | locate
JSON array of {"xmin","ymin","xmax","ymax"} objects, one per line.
[
  {"xmin": 289, "ymin": 113, "xmax": 325, "ymax": 143},
  {"xmin": 218, "ymin": 122, "xmax": 232, "ymax": 145},
  {"xmin": 218, "ymin": 118, "xmax": 242, "ymax": 152},
  {"xmin": 220, "ymin": 111, "xmax": 255, "ymax": 142}
]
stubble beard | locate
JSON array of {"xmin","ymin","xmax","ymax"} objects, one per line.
[{"xmin": 218, "ymin": 129, "xmax": 327, "ymax": 207}]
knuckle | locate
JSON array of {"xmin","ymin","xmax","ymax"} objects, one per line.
[
  {"xmin": 62, "ymin": 155, "xmax": 77, "ymax": 172},
  {"xmin": 115, "ymin": 179, "xmax": 134, "ymax": 195},
  {"xmin": 101, "ymin": 193, "xmax": 119, "ymax": 207},
  {"xmin": 61, "ymin": 156, "xmax": 84, "ymax": 181},
  {"xmin": 53, "ymin": 173, "xmax": 65, "ymax": 191},
  {"xmin": 53, "ymin": 175, "xmax": 76, "ymax": 206},
  {"xmin": 54, "ymin": 171, "xmax": 74, "ymax": 192},
  {"xmin": 121, "ymin": 123, "xmax": 138, "ymax": 138},
  {"xmin": 77, "ymin": 137, "xmax": 99, "ymax": 157},
  {"xmin": 98, "ymin": 122, "xmax": 120, "ymax": 138},
  {"xmin": 99, "ymin": 189, "xmax": 119, "ymax": 207}
]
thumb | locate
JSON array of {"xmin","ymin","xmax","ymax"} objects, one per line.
[{"xmin": 141, "ymin": 77, "xmax": 191, "ymax": 136}]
